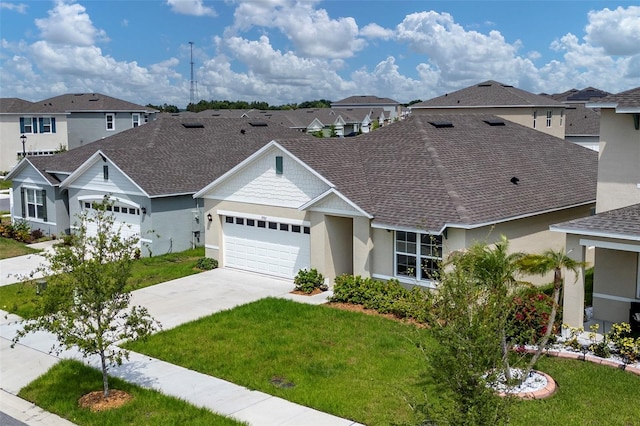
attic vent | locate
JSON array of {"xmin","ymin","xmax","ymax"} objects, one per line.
[
  {"xmin": 249, "ymin": 121, "xmax": 268, "ymax": 127},
  {"xmin": 428, "ymin": 121, "xmax": 454, "ymax": 128},
  {"xmin": 483, "ymin": 119, "xmax": 506, "ymax": 126},
  {"xmin": 89, "ymin": 98, "xmax": 99, "ymax": 101},
  {"xmin": 182, "ymin": 123, "xmax": 204, "ymax": 128},
  {"xmin": 478, "ymin": 83, "xmax": 492, "ymax": 87},
  {"xmin": 74, "ymin": 93, "xmax": 84, "ymax": 96}
]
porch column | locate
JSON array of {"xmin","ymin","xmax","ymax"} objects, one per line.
[
  {"xmin": 353, "ymin": 216, "xmax": 372, "ymax": 278},
  {"xmin": 563, "ymin": 233, "xmax": 586, "ymax": 330}
]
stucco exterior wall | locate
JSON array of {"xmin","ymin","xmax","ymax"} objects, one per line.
[
  {"xmin": 595, "ymin": 109, "xmax": 640, "ymax": 213},
  {"xmin": 0, "ymin": 114, "xmax": 68, "ymax": 172}
]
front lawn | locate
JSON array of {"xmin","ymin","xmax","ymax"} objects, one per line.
[
  {"xmin": 124, "ymin": 298, "xmax": 640, "ymax": 426},
  {"xmin": 0, "ymin": 237, "xmax": 41, "ymax": 259},
  {"xmin": 0, "ymin": 247, "xmax": 207, "ymax": 319},
  {"xmin": 19, "ymin": 360, "xmax": 244, "ymax": 426}
]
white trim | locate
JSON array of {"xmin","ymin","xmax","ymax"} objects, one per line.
[
  {"xmin": 105, "ymin": 113, "xmax": 115, "ymax": 131},
  {"xmin": 194, "ymin": 140, "xmax": 335, "ymax": 199},
  {"xmin": 217, "ymin": 209, "xmax": 310, "ymax": 226},
  {"xmin": 59, "ymin": 150, "xmax": 150, "ymax": 197},
  {"xmin": 6, "ymin": 158, "xmax": 55, "ymax": 184},
  {"xmin": 637, "ymin": 256, "xmax": 640, "ymax": 299},
  {"xmin": 300, "ymin": 188, "xmax": 373, "ymax": 219},
  {"xmin": 11, "ymin": 215, "xmax": 56, "ymax": 226},
  {"xmin": 553, "ymin": 226, "xmax": 640, "ymax": 242},
  {"xmin": 140, "ymin": 238, "xmax": 152, "ymax": 244},
  {"xmin": 578, "ymin": 238, "xmax": 640, "ymax": 253},
  {"xmin": 77, "ymin": 195, "xmax": 142, "ymax": 209},
  {"xmin": 205, "ymin": 244, "xmax": 219, "ymax": 250},
  {"xmin": 372, "ymin": 273, "xmax": 438, "ymax": 289},
  {"xmin": 593, "ymin": 292, "xmax": 639, "ymax": 303}
]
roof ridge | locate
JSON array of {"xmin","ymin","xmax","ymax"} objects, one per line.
[{"xmin": 413, "ymin": 115, "xmax": 471, "ymax": 224}]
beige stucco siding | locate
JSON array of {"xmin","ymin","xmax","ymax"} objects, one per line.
[
  {"xmin": 371, "ymin": 228, "xmax": 394, "ymax": 278},
  {"xmin": 596, "ymin": 109, "xmax": 640, "ymax": 213}
]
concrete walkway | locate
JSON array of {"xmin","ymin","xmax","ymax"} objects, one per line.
[
  {"xmin": 0, "ymin": 240, "xmax": 57, "ymax": 287},
  {"xmin": 0, "ymin": 268, "xmax": 361, "ymax": 426}
]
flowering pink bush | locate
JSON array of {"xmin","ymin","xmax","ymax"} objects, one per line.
[{"xmin": 508, "ymin": 291, "xmax": 559, "ymax": 346}]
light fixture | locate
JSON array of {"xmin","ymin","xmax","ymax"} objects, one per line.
[
  {"xmin": 207, "ymin": 213, "xmax": 213, "ymax": 222},
  {"xmin": 141, "ymin": 207, "xmax": 147, "ymax": 215},
  {"xmin": 20, "ymin": 134, "xmax": 27, "ymax": 158}
]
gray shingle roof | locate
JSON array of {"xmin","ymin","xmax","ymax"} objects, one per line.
[
  {"xmin": 279, "ymin": 114, "xmax": 598, "ymax": 231},
  {"xmin": 332, "ymin": 95, "xmax": 400, "ymax": 106},
  {"xmin": 26, "ymin": 117, "xmax": 314, "ymax": 196},
  {"xmin": 412, "ymin": 80, "xmax": 564, "ymax": 108},
  {"xmin": 38, "ymin": 93, "xmax": 157, "ymax": 113},
  {"xmin": 551, "ymin": 203, "xmax": 640, "ymax": 241},
  {"xmin": 587, "ymin": 87, "xmax": 640, "ymax": 109}
]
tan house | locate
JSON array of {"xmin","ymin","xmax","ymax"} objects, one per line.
[
  {"xmin": 551, "ymin": 87, "xmax": 640, "ymax": 330},
  {"xmin": 195, "ymin": 114, "xmax": 597, "ymax": 285},
  {"xmin": 410, "ymin": 80, "xmax": 566, "ymax": 139}
]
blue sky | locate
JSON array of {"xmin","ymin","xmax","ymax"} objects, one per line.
[{"xmin": 1, "ymin": 1, "xmax": 638, "ymax": 108}]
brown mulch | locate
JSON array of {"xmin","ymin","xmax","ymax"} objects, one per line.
[
  {"xmin": 290, "ymin": 288, "xmax": 325, "ymax": 296},
  {"xmin": 325, "ymin": 302, "xmax": 428, "ymax": 328},
  {"xmin": 78, "ymin": 389, "xmax": 133, "ymax": 412}
]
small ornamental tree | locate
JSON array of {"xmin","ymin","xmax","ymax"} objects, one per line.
[{"xmin": 12, "ymin": 197, "xmax": 160, "ymax": 398}]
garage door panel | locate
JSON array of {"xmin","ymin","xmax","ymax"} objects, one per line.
[{"xmin": 223, "ymin": 217, "xmax": 310, "ymax": 279}]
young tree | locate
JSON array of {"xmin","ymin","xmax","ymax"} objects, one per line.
[
  {"xmin": 518, "ymin": 249, "xmax": 585, "ymax": 372},
  {"xmin": 12, "ymin": 197, "xmax": 160, "ymax": 398}
]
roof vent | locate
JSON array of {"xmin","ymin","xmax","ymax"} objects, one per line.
[
  {"xmin": 483, "ymin": 119, "xmax": 506, "ymax": 126},
  {"xmin": 89, "ymin": 98, "xmax": 99, "ymax": 101},
  {"xmin": 249, "ymin": 121, "xmax": 268, "ymax": 127},
  {"xmin": 182, "ymin": 123, "xmax": 204, "ymax": 128},
  {"xmin": 510, "ymin": 177, "xmax": 519, "ymax": 185},
  {"xmin": 428, "ymin": 121, "xmax": 454, "ymax": 128},
  {"xmin": 240, "ymin": 129, "xmax": 246, "ymax": 134}
]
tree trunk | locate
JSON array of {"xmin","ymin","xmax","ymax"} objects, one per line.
[
  {"xmin": 501, "ymin": 329, "xmax": 512, "ymax": 382},
  {"xmin": 526, "ymin": 267, "xmax": 561, "ymax": 374},
  {"xmin": 100, "ymin": 350, "xmax": 110, "ymax": 398}
]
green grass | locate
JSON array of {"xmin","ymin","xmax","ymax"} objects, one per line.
[
  {"xmin": 0, "ymin": 237, "xmax": 40, "ymax": 259},
  {"xmin": 124, "ymin": 298, "xmax": 640, "ymax": 426},
  {"xmin": 19, "ymin": 360, "xmax": 245, "ymax": 426},
  {"xmin": 125, "ymin": 298, "xmax": 433, "ymax": 426},
  {"xmin": 0, "ymin": 247, "xmax": 207, "ymax": 318},
  {"xmin": 0, "ymin": 179, "xmax": 11, "ymax": 190}
]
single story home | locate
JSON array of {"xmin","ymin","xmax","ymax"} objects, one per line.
[
  {"xmin": 195, "ymin": 113, "xmax": 598, "ymax": 284},
  {"xmin": 7, "ymin": 117, "xmax": 316, "ymax": 255}
]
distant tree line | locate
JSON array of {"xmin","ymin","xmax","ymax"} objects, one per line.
[
  {"xmin": 146, "ymin": 103, "xmax": 180, "ymax": 113},
  {"xmin": 185, "ymin": 99, "xmax": 332, "ymax": 113}
]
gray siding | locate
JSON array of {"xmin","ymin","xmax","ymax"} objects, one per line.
[
  {"xmin": 67, "ymin": 112, "xmax": 156, "ymax": 149},
  {"xmin": 149, "ymin": 196, "xmax": 204, "ymax": 255}
]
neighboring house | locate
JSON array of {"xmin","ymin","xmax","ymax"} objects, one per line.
[
  {"xmin": 410, "ymin": 80, "xmax": 567, "ymax": 139},
  {"xmin": 551, "ymin": 87, "xmax": 640, "ymax": 329},
  {"xmin": 195, "ymin": 114, "xmax": 597, "ymax": 283},
  {"xmin": 332, "ymin": 95, "xmax": 402, "ymax": 123},
  {"xmin": 544, "ymin": 87, "xmax": 611, "ymax": 151},
  {"xmin": 6, "ymin": 117, "xmax": 315, "ymax": 255},
  {"xmin": 38, "ymin": 93, "xmax": 158, "ymax": 150},
  {"xmin": 0, "ymin": 98, "xmax": 68, "ymax": 172}
]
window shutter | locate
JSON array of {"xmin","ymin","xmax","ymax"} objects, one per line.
[
  {"xmin": 20, "ymin": 188, "xmax": 26, "ymax": 218},
  {"xmin": 41, "ymin": 190, "xmax": 47, "ymax": 222},
  {"xmin": 39, "ymin": 118, "xmax": 44, "ymax": 133},
  {"xmin": 32, "ymin": 117, "xmax": 38, "ymax": 133},
  {"xmin": 20, "ymin": 117, "xmax": 25, "ymax": 133},
  {"xmin": 51, "ymin": 117, "xmax": 56, "ymax": 133}
]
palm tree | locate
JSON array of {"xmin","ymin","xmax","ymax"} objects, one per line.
[{"xmin": 518, "ymin": 249, "xmax": 586, "ymax": 372}]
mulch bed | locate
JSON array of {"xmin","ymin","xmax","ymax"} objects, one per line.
[{"xmin": 78, "ymin": 389, "xmax": 133, "ymax": 412}]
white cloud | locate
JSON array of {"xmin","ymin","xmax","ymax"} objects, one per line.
[
  {"xmin": 231, "ymin": 0, "xmax": 365, "ymax": 59},
  {"xmin": 350, "ymin": 56, "xmax": 422, "ymax": 101},
  {"xmin": 0, "ymin": 2, "xmax": 27, "ymax": 13},
  {"xmin": 166, "ymin": 0, "xmax": 216, "ymax": 17},
  {"xmin": 585, "ymin": 6, "xmax": 640, "ymax": 56},
  {"xmin": 360, "ymin": 23, "xmax": 394, "ymax": 40},
  {"xmin": 35, "ymin": 0, "xmax": 107, "ymax": 46}
]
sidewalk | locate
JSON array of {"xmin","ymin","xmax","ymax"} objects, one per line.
[
  {"xmin": 0, "ymin": 268, "xmax": 361, "ymax": 426},
  {"xmin": 0, "ymin": 240, "xmax": 57, "ymax": 287}
]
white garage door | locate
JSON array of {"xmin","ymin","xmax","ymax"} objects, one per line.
[
  {"xmin": 82, "ymin": 200, "xmax": 141, "ymax": 242},
  {"xmin": 223, "ymin": 215, "xmax": 310, "ymax": 279}
]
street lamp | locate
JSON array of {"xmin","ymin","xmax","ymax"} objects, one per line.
[{"xmin": 20, "ymin": 134, "xmax": 27, "ymax": 158}]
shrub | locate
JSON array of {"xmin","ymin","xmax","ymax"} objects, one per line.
[
  {"xmin": 30, "ymin": 228, "xmax": 44, "ymax": 240},
  {"xmin": 293, "ymin": 268, "xmax": 326, "ymax": 293},
  {"xmin": 196, "ymin": 257, "xmax": 218, "ymax": 270},
  {"xmin": 608, "ymin": 322, "xmax": 640, "ymax": 362},
  {"xmin": 507, "ymin": 290, "xmax": 559, "ymax": 346},
  {"xmin": 330, "ymin": 274, "xmax": 430, "ymax": 323}
]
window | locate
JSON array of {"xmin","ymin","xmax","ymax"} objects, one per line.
[
  {"xmin": 395, "ymin": 231, "xmax": 442, "ymax": 281},
  {"xmin": 225, "ymin": 216, "xmax": 234, "ymax": 224},
  {"xmin": 40, "ymin": 117, "xmax": 52, "ymax": 133},
  {"xmin": 106, "ymin": 113, "xmax": 115, "ymax": 131},
  {"xmin": 532, "ymin": 111, "xmax": 537, "ymax": 129},
  {"xmin": 247, "ymin": 219, "xmax": 255, "ymax": 226},
  {"xmin": 22, "ymin": 188, "xmax": 46, "ymax": 221},
  {"xmin": 20, "ymin": 117, "xmax": 36, "ymax": 133},
  {"xmin": 559, "ymin": 111, "xmax": 564, "ymax": 127},
  {"xmin": 132, "ymin": 113, "xmax": 140, "ymax": 128},
  {"xmin": 268, "ymin": 222, "xmax": 278, "ymax": 230},
  {"xmin": 546, "ymin": 111, "xmax": 552, "ymax": 128},
  {"xmin": 280, "ymin": 223, "xmax": 289, "ymax": 231},
  {"xmin": 292, "ymin": 225, "xmax": 301, "ymax": 233},
  {"xmin": 103, "ymin": 165, "xmax": 109, "ymax": 180},
  {"xmin": 275, "ymin": 156, "xmax": 283, "ymax": 175},
  {"xmin": 257, "ymin": 220, "xmax": 266, "ymax": 228},
  {"xmin": 235, "ymin": 217, "xmax": 244, "ymax": 225}
]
